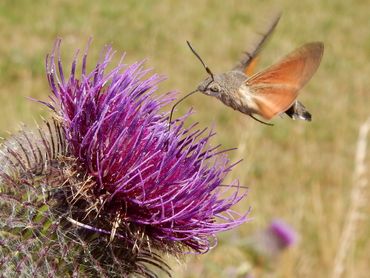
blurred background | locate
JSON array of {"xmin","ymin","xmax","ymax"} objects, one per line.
[{"xmin": 0, "ymin": 0, "xmax": 369, "ymax": 277}]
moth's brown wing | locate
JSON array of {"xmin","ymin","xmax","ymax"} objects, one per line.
[
  {"xmin": 245, "ymin": 42, "xmax": 324, "ymax": 120},
  {"xmin": 245, "ymin": 57, "xmax": 259, "ymax": 76},
  {"xmin": 233, "ymin": 13, "xmax": 281, "ymax": 74}
]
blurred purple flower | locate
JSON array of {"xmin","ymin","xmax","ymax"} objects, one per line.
[
  {"xmin": 269, "ymin": 219, "xmax": 297, "ymax": 248},
  {"xmin": 242, "ymin": 218, "xmax": 298, "ymax": 267}
]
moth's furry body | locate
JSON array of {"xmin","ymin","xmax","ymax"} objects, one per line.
[{"xmin": 198, "ymin": 71, "xmax": 260, "ymax": 116}]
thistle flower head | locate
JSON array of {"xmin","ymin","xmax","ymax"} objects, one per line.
[{"xmin": 0, "ymin": 39, "xmax": 249, "ymax": 277}]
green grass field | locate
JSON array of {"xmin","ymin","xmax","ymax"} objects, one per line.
[{"xmin": 1, "ymin": 0, "xmax": 369, "ymax": 277}]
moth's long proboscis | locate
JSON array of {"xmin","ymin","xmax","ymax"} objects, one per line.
[{"xmin": 169, "ymin": 89, "xmax": 199, "ymax": 129}]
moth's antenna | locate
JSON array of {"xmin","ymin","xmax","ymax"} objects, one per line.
[
  {"xmin": 187, "ymin": 41, "xmax": 214, "ymax": 81},
  {"xmin": 250, "ymin": 114, "xmax": 274, "ymax": 126},
  {"xmin": 169, "ymin": 89, "xmax": 198, "ymax": 130}
]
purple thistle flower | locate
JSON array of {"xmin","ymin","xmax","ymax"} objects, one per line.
[
  {"xmin": 46, "ymin": 39, "xmax": 248, "ymax": 252},
  {"xmin": 0, "ymin": 39, "xmax": 249, "ymax": 277}
]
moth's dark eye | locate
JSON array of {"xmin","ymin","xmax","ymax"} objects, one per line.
[{"xmin": 209, "ymin": 84, "xmax": 220, "ymax": 92}]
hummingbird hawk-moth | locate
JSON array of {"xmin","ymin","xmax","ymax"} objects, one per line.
[{"xmin": 170, "ymin": 15, "xmax": 324, "ymax": 125}]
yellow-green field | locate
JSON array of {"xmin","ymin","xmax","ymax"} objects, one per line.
[{"xmin": 1, "ymin": 0, "xmax": 369, "ymax": 277}]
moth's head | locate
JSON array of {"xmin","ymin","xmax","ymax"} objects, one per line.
[{"xmin": 197, "ymin": 75, "xmax": 223, "ymax": 97}]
